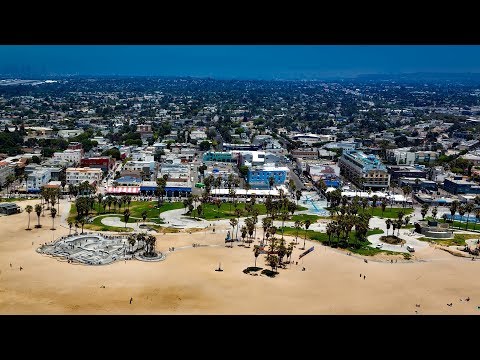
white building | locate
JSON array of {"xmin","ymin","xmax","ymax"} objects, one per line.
[
  {"xmin": 0, "ymin": 161, "xmax": 14, "ymax": 187},
  {"xmin": 291, "ymin": 133, "xmax": 336, "ymax": 145},
  {"xmin": 190, "ymin": 130, "xmax": 207, "ymax": 140},
  {"xmin": 27, "ymin": 169, "xmax": 51, "ymax": 192},
  {"xmin": 52, "ymin": 149, "xmax": 83, "ymax": 166},
  {"xmin": 386, "ymin": 148, "xmax": 440, "ymax": 165},
  {"xmin": 123, "ymin": 160, "xmax": 156, "ymax": 173},
  {"xmin": 57, "ymin": 129, "xmax": 84, "ymax": 138},
  {"xmin": 66, "ymin": 167, "xmax": 103, "ymax": 185}
]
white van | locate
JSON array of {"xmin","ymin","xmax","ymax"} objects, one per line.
[{"xmin": 406, "ymin": 245, "xmax": 415, "ymax": 252}]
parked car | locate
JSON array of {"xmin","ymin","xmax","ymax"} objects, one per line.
[
  {"xmin": 406, "ymin": 245, "xmax": 415, "ymax": 252},
  {"xmin": 376, "ymin": 243, "xmax": 383, "ymax": 249}
]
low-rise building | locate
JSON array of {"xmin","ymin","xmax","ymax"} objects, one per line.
[
  {"xmin": 52, "ymin": 149, "xmax": 83, "ymax": 166},
  {"xmin": 247, "ymin": 165, "xmax": 289, "ymax": 189},
  {"xmin": 398, "ymin": 177, "xmax": 438, "ymax": 191},
  {"xmin": 80, "ymin": 157, "xmax": 115, "ymax": 172},
  {"xmin": 58, "ymin": 129, "xmax": 84, "ymax": 138},
  {"xmin": 0, "ymin": 161, "xmax": 14, "ymax": 187},
  {"xmin": 386, "ymin": 148, "xmax": 440, "ymax": 165},
  {"xmin": 443, "ymin": 177, "xmax": 480, "ymax": 195},
  {"xmin": 66, "ymin": 167, "xmax": 102, "ymax": 185},
  {"xmin": 202, "ymin": 151, "xmax": 235, "ymax": 163},
  {"xmin": 387, "ymin": 165, "xmax": 427, "ymax": 182},
  {"xmin": 0, "ymin": 202, "xmax": 20, "ymax": 215},
  {"xmin": 27, "ymin": 168, "xmax": 51, "ymax": 193}
]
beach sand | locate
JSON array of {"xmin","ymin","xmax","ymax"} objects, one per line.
[{"xmin": 1, "ymin": 199, "xmax": 479, "ymax": 315}]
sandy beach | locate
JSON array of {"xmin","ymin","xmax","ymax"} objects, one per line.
[{"xmin": 1, "ymin": 199, "xmax": 479, "ymax": 315}]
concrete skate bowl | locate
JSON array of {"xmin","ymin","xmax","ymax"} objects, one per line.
[{"xmin": 37, "ymin": 233, "xmax": 130, "ymax": 266}]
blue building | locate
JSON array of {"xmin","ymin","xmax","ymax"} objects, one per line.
[
  {"xmin": 443, "ymin": 177, "xmax": 480, "ymax": 195},
  {"xmin": 247, "ymin": 166, "xmax": 289, "ymax": 189}
]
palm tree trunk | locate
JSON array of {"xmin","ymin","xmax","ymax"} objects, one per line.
[{"xmin": 28, "ymin": 214, "xmax": 30, "ymax": 230}]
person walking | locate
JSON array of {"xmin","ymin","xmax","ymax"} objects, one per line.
[{"xmin": 129, "ymin": 297, "xmax": 133, "ymax": 304}]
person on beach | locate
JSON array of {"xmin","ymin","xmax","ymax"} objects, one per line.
[
  {"xmin": 363, "ymin": 275, "xmax": 365, "ymax": 280},
  {"xmin": 129, "ymin": 297, "xmax": 133, "ymax": 304}
]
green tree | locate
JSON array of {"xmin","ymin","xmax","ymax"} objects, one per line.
[
  {"xmin": 34, "ymin": 203, "xmax": 42, "ymax": 228},
  {"xmin": 302, "ymin": 219, "xmax": 311, "ymax": 250},
  {"xmin": 123, "ymin": 209, "xmax": 130, "ymax": 228},
  {"xmin": 50, "ymin": 207, "xmax": 57, "ymax": 230},
  {"xmin": 25, "ymin": 205, "xmax": 33, "ymax": 230}
]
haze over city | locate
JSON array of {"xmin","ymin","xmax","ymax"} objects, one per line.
[{"xmin": 2, "ymin": 45, "xmax": 480, "ymax": 79}]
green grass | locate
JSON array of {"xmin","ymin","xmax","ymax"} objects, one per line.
[
  {"xmin": 280, "ymin": 225, "xmax": 401, "ymax": 257},
  {"xmin": 0, "ymin": 197, "xmax": 32, "ymax": 202},
  {"xmin": 425, "ymin": 217, "xmax": 480, "ymax": 232},
  {"xmin": 290, "ymin": 214, "xmax": 321, "ymax": 223},
  {"xmin": 280, "ymin": 226, "xmax": 383, "ymax": 243},
  {"xmin": 68, "ymin": 201, "xmax": 183, "ymax": 223},
  {"xmin": 367, "ymin": 207, "xmax": 414, "ymax": 219},
  {"xmin": 189, "ymin": 202, "xmax": 288, "ymax": 220},
  {"xmin": 420, "ymin": 233, "xmax": 480, "ymax": 247},
  {"xmin": 128, "ymin": 201, "xmax": 184, "ymax": 218}
]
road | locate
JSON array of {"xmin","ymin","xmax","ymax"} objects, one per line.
[{"xmin": 286, "ymin": 162, "xmax": 306, "ymax": 191}]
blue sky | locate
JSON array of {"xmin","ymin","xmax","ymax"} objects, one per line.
[{"xmin": 1, "ymin": 45, "xmax": 479, "ymax": 79}]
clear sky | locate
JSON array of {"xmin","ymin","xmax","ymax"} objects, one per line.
[{"xmin": 1, "ymin": 45, "xmax": 480, "ymax": 79}]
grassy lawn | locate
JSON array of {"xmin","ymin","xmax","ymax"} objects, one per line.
[
  {"xmin": 0, "ymin": 197, "xmax": 34, "ymax": 203},
  {"xmin": 425, "ymin": 217, "xmax": 480, "ymax": 232},
  {"xmin": 365, "ymin": 207, "xmax": 414, "ymax": 219},
  {"xmin": 290, "ymin": 214, "xmax": 321, "ymax": 223},
  {"xmin": 69, "ymin": 201, "xmax": 182, "ymax": 223},
  {"xmin": 128, "ymin": 201, "xmax": 184, "ymax": 218},
  {"xmin": 189, "ymin": 202, "xmax": 306, "ymax": 220},
  {"xmin": 280, "ymin": 226, "xmax": 385, "ymax": 255},
  {"xmin": 420, "ymin": 233, "xmax": 480, "ymax": 247},
  {"xmin": 149, "ymin": 225, "xmax": 181, "ymax": 233}
]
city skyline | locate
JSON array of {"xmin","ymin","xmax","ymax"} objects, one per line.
[{"xmin": 1, "ymin": 45, "xmax": 480, "ymax": 80}]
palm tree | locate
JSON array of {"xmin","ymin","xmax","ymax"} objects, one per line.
[
  {"xmin": 68, "ymin": 220, "xmax": 73, "ymax": 235},
  {"xmin": 465, "ymin": 202, "xmax": 475, "ymax": 230},
  {"xmin": 229, "ymin": 218, "xmax": 238, "ymax": 247},
  {"xmin": 262, "ymin": 217, "xmax": 272, "ymax": 245},
  {"xmin": 50, "ymin": 207, "xmax": 57, "ymax": 230},
  {"xmin": 97, "ymin": 193, "xmax": 103, "ymax": 213},
  {"xmin": 371, "ymin": 194, "xmax": 378, "ymax": 214},
  {"xmin": 234, "ymin": 208, "xmax": 243, "ymax": 240},
  {"xmin": 253, "ymin": 245, "xmax": 260, "ymax": 267},
  {"xmin": 240, "ymin": 225, "xmax": 247, "ymax": 244},
  {"xmin": 141, "ymin": 210, "xmax": 148, "ymax": 224},
  {"xmin": 302, "ymin": 219, "xmax": 311, "ymax": 250},
  {"xmin": 268, "ymin": 176, "xmax": 275, "ymax": 190},
  {"xmin": 127, "ymin": 235, "xmax": 136, "ymax": 253},
  {"xmin": 326, "ymin": 222, "xmax": 335, "ymax": 246},
  {"xmin": 295, "ymin": 189, "xmax": 302, "ymax": 205},
  {"xmin": 361, "ymin": 197, "xmax": 369, "ymax": 213},
  {"xmin": 474, "ymin": 209, "xmax": 480, "ymax": 231},
  {"xmin": 431, "ymin": 206, "xmax": 438, "ymax": 220},
  {"xmin": 280, "ymin": 212, "xmax": 289, "ymax": 240},
  {"xmin": 25, "ymin": 205, "xmax": 33, "ymax": 230},
  {"xmin": 458, "ymin": 205, "xmax": 466, "ymax": 230},
  {"xmin": 449, "ymin": 200, "xmax": 459, "ymax": 222},
  {"xmin": 79, "ymin": 217, "xmax": 85, "ymax": 234},
  {"xmin": 385, "ymin": 219, "xmax": 392, "ymax": 236},
  {"xmin": 381, "ymin": 198, "xmax": 387, "ymax": 216},
  {"xmin": 421, "ymin": 203, "xmax": 429, "ymax": 220},
  {"xmin": 294, "ymin": 220, "xmax": 302, "ymax": 244},
  {"xmin": 123, "ymin": 209, "xmax": 130, "ymax": 228},
  {"xmin": 34, "ymin": 203, "xmax": 42, "ymax": 228},
  {"xmin": 396, "ymin": 219, "xmax": 402, "ymax": 236}
]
